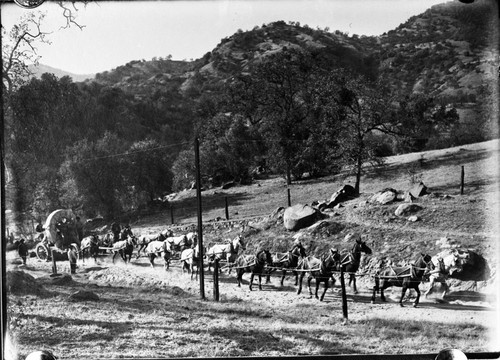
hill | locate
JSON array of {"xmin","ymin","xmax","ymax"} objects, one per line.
[
  {"xmin": 28, "ymin": 63, "xmax": 94, "ymax": 82},
  {"xmin": 125, "ymin": 139, "xmax": 499, "ymax": 292},
  {"xmin": 88, "ymin": 0, "xmax": 498, "ymax": 139}
]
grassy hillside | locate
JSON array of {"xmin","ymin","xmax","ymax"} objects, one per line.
[{"xmin": 128, "ymin": 140, "xmax": 499, "ymax": 292}]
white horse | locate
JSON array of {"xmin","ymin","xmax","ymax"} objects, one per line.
[
  {"xmin": 111, "ymin": 236, "xmax": 137, "ymax": 264},
  {"xmin": 145, "ymin": 240, "xmax": 172, "ymax": 270},
  {"xmin": 424, "ymin": 251, "xmax": 461, "ymax": 300},
  {"xmin": 207, "ymin": 234, "xmax": 246, "ymax": 272},
  {"xmin": 166, "ymin": 234, "xmax": 189, "ymax": 252},
  {"xmin": 180, "ymin": 246, "xmax": 202, "ymax": 280}
]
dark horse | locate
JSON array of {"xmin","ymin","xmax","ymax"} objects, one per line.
[
  {"xmin": 371, "ymin": 253, "xmax": 434, "ymax": 307},
  {"xmin": 266, "ymin": 242, "xmax": 307, "ymax": 286},
  {"xmin": 235, "ymin": 249, "xmax": 273, "ymax": 291},
  {"xmin": 297, "ymin": 249, "xmax": 340, "ymax": 301},
  {"xmin": 336, "ymin": 238, "xmax": 372, "ymax": 293}
]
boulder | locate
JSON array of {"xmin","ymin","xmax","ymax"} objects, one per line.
[
  {"xmin": 283, "ymin": 204, "xmax": 320, "ymax": 231},
  {"xmin": 409, "ymin": 182, "xmax": 428, "ymax": 198},
  {"xmin": 328, "ymin": 184, "xmax": 357, "ymax": 207},
  {"xmin": 221, "ymin": 181, "xmax": 236, "ymax": 190},
  {"xmin": 395, "ymin": 203, "xmax": 423, "ymax": 216},
  {"xmin": 370, "ymin": 188, "xmax": 398, "ymax": 204},
  {"xmin": 68, "ymin": 290, "xmax": 100, "ymax": 302}
]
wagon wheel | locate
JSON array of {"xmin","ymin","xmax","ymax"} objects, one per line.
[{"xmin": 35, "ymin": 243, "xmax": 51, "ymax": 262}]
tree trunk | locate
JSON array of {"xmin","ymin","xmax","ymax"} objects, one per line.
[
  {"xmin": 354, "ymin": 155, "xmax": 362, "ymax": 195},
  {"xmin": 286, "ymin": 164, "xmax": 292, "ymax": 185}
]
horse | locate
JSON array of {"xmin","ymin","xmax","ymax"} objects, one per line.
[
  {"xmin": 297, "ymin": 249, "xmax": 341, "ymax": 301},
  {"xmin": 235, "ymin": 249, "xmax": 274, "ymax": 291},
  {"xmin": 424, "ymin": 253, "xmax": 460, "ymax": 300},
  {"xmin": 111, "ymin": 235, "xmax": 137, "ymax": 264},
  {"xmin": 166, "ymin": 234, "xmax": 190, "ymax": 253},
  {"xmin": 371, "ymin": 253, "xmax": 435, "ymax": 307},
  {"xmin": 207, "ymin": 234, "xmax": 246, "ymax": 272},
  {"xmin": 80, "ymin": 235, "xmax": 100, "ymax": 263},
  {"xmin": 145, "ymin": 240, "xmax": 172, "ymax": 270},
  {"xmin": 99, "ymin": 233, "xmax": 114, "ymax": 254},
  {"xmin": 119, "ymin": 226, "xmax": 134, "ymax": 241},
  {"xmin": 185, "ymin": 232, "xmax": 198, "ymax": 248},
  {"xmin": 337, "ymin": 236, "xmax": 372, "ymax": 293},
  {"xmin": 266, "ymin": 242, "xmax": 307, "ymax": 286},
  {"xmin": 180, "ymin": 246, "xmax": 203, "ymax": 280},
  {"xmin": 136, "ymin": 234, "xmax": 162, "ymax": 258}
]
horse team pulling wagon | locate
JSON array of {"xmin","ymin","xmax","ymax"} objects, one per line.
[{"xmin": 31, "ymin": 215, "xmax": 477, "ymax": 308}]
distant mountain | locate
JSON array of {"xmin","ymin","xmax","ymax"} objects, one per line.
[
  {"xmin": 29, "ymin": 63, "xmax": 95, "ymax": 82},
  {"xmin": 77, "ymin": 0, "xmax": 498, "ymax": 145},
  {"xmin": 90, "ymin": 1, "xmax": 496, "ymax": 105}
]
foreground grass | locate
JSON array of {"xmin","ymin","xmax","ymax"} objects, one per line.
[{"xmin": 7, "ymin": 280, "xmax": 493, "ymax": 359}]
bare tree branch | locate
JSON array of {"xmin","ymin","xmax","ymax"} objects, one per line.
[{"xmin": 54, "ymin": 0, "xmax": 92, "ymax": 30}]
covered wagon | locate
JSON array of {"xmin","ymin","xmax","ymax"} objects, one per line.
[{"xmin": 35, "ymin": 209, "xmax": 81, "ymax": 272}]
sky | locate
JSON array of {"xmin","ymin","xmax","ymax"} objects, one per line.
[{"xmin": 1, "ymin": 0, "xmax": 448, "ymax": 75}]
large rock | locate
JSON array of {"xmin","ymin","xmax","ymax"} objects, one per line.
[
  {"xmin": 394, "ymin": 203, "xmax": 423, "ymax": 216},
  {"xmin": 283, "ymin": 204, "xmax": 320, "ymax": 231},
  {"xmin": 328, "ymin": 184, "xmax": 357, "ymax": 207},
  {"xmin": 369, "ymin": 188, "xmax": 398, "ymax": 204},
  {"xmin": 409, "ymin": 182, "xmax": 428, "ymax": 198}
]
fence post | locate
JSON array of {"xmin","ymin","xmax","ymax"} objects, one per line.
[
  {"xmin": 460, "ymin": 166, "xmax": 465, "ymax": 195},
  {"xmin": 287, "ymin": 188, "xmax": 291, "ymax": 207},
  {"xmin": 50, "ymin": 250, "xmax": 60, "ymax": 277},
  {"xmin": 340, "ymin": 266, "xmax": 348, "ymax": 323},
  {"xmin": 213, "ymin": 259, "xmax": 220, "ymax": 301},
  {"xmin": 225, "ymin": 197, "xmax": 229, "ymax": 221},
  {"xmin": 170, "ymin": 205, "xmax": 174, "ymax": 225}
]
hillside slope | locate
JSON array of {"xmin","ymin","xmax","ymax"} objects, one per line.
[{"xmin": 126, "ymin": 140, "xmax": 499, "ymax": 293}]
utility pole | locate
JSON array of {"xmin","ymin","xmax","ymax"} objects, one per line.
[{"xmin": 194, "ymin": 138, "xmax": 205, "ymax": 300}]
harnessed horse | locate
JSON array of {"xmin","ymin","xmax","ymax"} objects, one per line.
[
  {"xmin": 80, "ymin": 235, "xmax": 100, "ymax": 263},
  {"xmin": 371, "ymin": 253, "xmax": 434, "ymax": 307},
  {"xmin": 145, "ymin": 239, "xmax": 172, "ymax": 270},
  {"xmin": 266, "ymin": 243, "xmax": 307, "ymax": 286},
  {"xmin": 111, "ymin": 235, "xmax": 137, "ymax": 264},
  {"xmin": 235, "ymin": 249, "xmax": 273, "ymax": 291},
  {"xmin": 136, "ymin": 233, "xmax": 164, "ymax": 258},
  {"xmin": 166, "ymin": 234, "xmax": 190, "ymax": 253},
  {"xmin": 297, "ymin": 249, "xmax": 341, "ymax": 301},
  {"xmin": 336, "ymin": 238, "xmax": 372, "ymax": 293},
  {"xmin": 207, "ymin": 234, "xmax": 246, "ymax": 272},
  {"xmin": 180, "ymin": 246, "xmax": 203, "ymax": 280},
  {"xmin": 424, "ymin": 253, "xmax": 460, "ymax": 300}
]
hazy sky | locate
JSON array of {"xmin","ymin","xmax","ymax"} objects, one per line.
[{"xmin": 2, "ymin": 0, "xmax": 447, "ymax": 75}]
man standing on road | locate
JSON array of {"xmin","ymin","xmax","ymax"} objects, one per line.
[{"xmin": 18, "ymin": 238, "xmax": 28, "ymax": 265}]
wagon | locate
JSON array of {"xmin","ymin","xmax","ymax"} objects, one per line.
[{"xmin": 34, "ymin": 209, "xmax": 81, "ymax": 271}]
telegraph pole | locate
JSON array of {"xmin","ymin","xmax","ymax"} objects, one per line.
[{"xmin": 194, "ymin": 138, "xmax": 205, "ymax": 300}]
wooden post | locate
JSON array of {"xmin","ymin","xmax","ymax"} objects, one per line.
[
  {"xmin": 49, "ymin": 249, "xmax": 60, "ymax": 277},
  {"xmin": 460, "ymin": 166, "xmax": 465, "ymax": 195},
  {"xmin": 194, "ymin": 138, "xmax": 205, "ymax": 300},
  {"xmin": 225, "ymin": 197, "xmax": 229, "ymax": 220},
  {"xmin": 170, "ymin": 205, "xmax": 174, "ymax": 225},
  {"xmin": 287, "ymin": 188, "xmax": 291, "ymax": 207},
  {"xmin": 213, "ymin": 259, "xmax": 220, "ymax": 301},
  {"xmin": 340, "ymin": 266, "xmax": 348, "ymax": 322}
]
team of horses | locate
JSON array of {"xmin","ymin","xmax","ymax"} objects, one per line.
[{"xmin": 77, "ymin": 227, "xmax": 450, "ymax": 307}]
